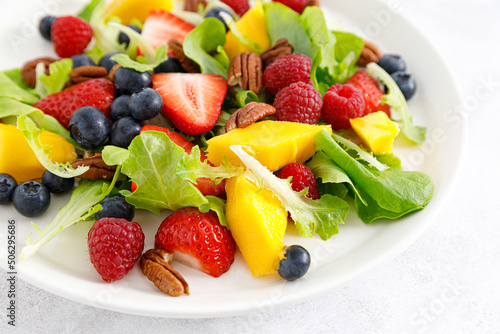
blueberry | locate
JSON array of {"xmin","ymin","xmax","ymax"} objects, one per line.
[
  {"xmin": 12, "ymin": 181, "xmax": 51, "ymax": 217},
  {"xmin": 71, "ymin": 54, "xmax": 95, "ymax": 69},
  {"xmin": 278, "ymin": 245, "xmax": 311, "ymax": 281},
  {"xmin": 377, "ymin": 54, "xmax": 406, "ymax": 74},
  {"xmin": 110, "ymin": 95, "xmax": 132, "ymax": 122},
  {"xmin": 42, "ymin": 170, "xmax": 74, "ymax": 194},
  {"xmin": 118, "ymin": 24, "xmax": 141, "ymax": 48},
  {"xmin": 95, "ymin": 196, "xmax": 135, "ymax": 221},
  {"xmin": 39, "ymin": 16, "xmax": 56, "ymax": 41},
  {"xmin": 109, "ymin": 117, "xmax": 142, "ymax": 148},
  {"xmin": 98, "ymin": 52, "xmax": 123, "ymax": 72},
  {"xmin": 0, "ymin": 173, "xmax": 17, "ymax": 205},
  {"xmin": 205, "ymin": 7, "xmax": 232, "ymax": 31},
  {"xmin": 129, "ymin": 88, "xmax": 163, "ymax": 121},
  {"xmin": 391, "ymin": 71, "xmax": 417, "ymax": 100},
  {"xmin": 154, "ymin": 57, "xmax": 186, "ymax": 74},
  {"xmin": 69, "ymin": 106, "xmax": 110, "ymax": 150},
  {"xmin": 114, "ymin": 68, "xmax": 152, "ymax": 95}
]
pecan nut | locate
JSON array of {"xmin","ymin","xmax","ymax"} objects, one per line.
[
  {"xmin": 21, "ymin": 57, "xmax": 57, "ymax": 88},
  {"xmin": 168, "ymin": 39, "xmax": 201, "ymax": 73},
  {"xmin": 69, "ymin": 65, "xmax": 108, "ymax": 84},
  {"xmin": 260, "ymin": 38, "xmax": 294, "ymax": 68},
  {"xmin": 184, "ymin": 0, "xmax": 207, "ymax": 12},
  {"xmin": 306, "ymin": 0, "xmax": 320, "ymax": 7},
  {"xmin": 107, "ymin": 64, "xmax": 122, "ymax": 82},
  {"xmin": 356, "ymin": 40, "xmax": 384, "ymax": 67},
  {"xmin": 228, "ymin": 52, "xmax": 264, "ymax": 94},
  {"xmin": 140, "ymin": 249, "xmax": 189, "ymax": 297},
  {"xmin": 225, "ymin": 102, "xmax": 276, "ymax": 132},
  {"xmin": 71, "ymin": 154, "xmax": 116, "ymax": 180}
]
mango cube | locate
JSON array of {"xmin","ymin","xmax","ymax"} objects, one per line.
[
  {"xmin": 105, "ymin": 0, "xmax": 174, "ymax": 24},
  {"xmin": 350, "ymin": 111, "xmax": 400, "ymax": 155}
]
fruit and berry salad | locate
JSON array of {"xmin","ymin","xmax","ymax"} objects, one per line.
[{"xmin": 0, "ymin": 0, "xmax": 431, "ymax": 295}]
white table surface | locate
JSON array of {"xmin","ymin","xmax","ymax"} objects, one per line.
[{"xmin": 1, "ymin": 0, "xmax": 500, "ymax": 333}]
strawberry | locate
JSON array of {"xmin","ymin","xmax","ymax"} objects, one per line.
[
  {"xmin": 221, "ymin": 0, "xmax": 250, "ymax": 16},
  {"xmin": 152, "ymin": 73, "xmax": 228, "ymax": 135},
  {"xmin": 155, "ymin": 207, "xmax": 236, "ymax": 278},
  {"xmin": 141, "ymin": 11, "xmax": 195, "ymax": 49},
  {"xmin": 33, "ymin": 79, "xmax": 115, "ymax": 129},
  {"xmin": 51, "ymin": 16, "xmax": 93, "ymax": 58},
  {"xmin": 272, "ymin": 0, "xmax": 309, "ymax": 13},
  {"xmin": 140, "ymin": 125, "xmax": 226, "ymax": 196},
  {"xmin": 346, "ymin": 70, "xmax": 391, "ymax": 117}
]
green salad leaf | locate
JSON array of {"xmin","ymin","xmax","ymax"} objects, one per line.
[
  {"xmin": 90, "ymin": 0, "xmax": 126, "ymax": 55},
  {"xmin": 109, "ymin": 22, "xmax": 157, "ymax": 62},
  {"xmin": 235, "ymin": 90, "xmax": 260, "ymax": 107},
  {"xmin": 111, "ymin": 45, "xmax": 168, "ymax": 72},
  {"xmin": 77, "ymin": 0, "xmax": 101, "ymax": 22},
  {"xmin": 230, "ymin": 145, "xmax": 349, "ymax": 240},
  {"xmin": 34, "ymin": 58, "xmax": 73, "ymax": 99},
  {"xmin": 0, "ymin": 72, "xmax": 39, "ymax": 104},
  {"xmin": 20, "ymin": 170, "xmax": 120, "ymax": 260},
  {"xmin": 200, "ymin": 195, "xmax": 229, "ymax": 228}
]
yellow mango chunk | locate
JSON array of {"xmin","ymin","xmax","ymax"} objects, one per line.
[
  {"xmin": 224, "ymin": 1, "xmax": 271, "ymax": 61},
  {"xmin": 207, "ymin": 121, "xmax": 331, "ymax": 172},
  {"xmin": 0, "ymin": 124, "xmax": 77, "ymax": 183},
  {"xmin": 225, "ymin": 175, "xmax": 287, "ymax": 276},
  {"xmin": 106, "ymin": 0, "xmax": 174, "ymax": 24},
  {"xmin": 350, "ymin": 111, "xmax": 400, "ymax": 155}
]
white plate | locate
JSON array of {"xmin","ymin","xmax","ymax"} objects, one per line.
[{"xmin": 0, "ymin": 0, "xmax": 465, "ymax": 318}]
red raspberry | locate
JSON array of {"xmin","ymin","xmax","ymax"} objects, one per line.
[
  {"xmin": 277, "ymin": 163, "xmax": 320, "ymax": 200},
  {"xmin": 272, "ymin": 0, "xmax": 309, "ymax": 13},
  {"xmin": 346, "ymin": 70, "xmax": 391, "ymax": 117},
  {"xmin": 273, "ymin": 82, "xmax": 323, "ymax": 124},
  {"xmin": 321, "ymin": 83, "xmax": 366, "ymax": 130},
  {"xmin": 51, "ymin": 16, "xmax": 93, "ymax": 58},
  {"xmin": 88, "ymin": 218, "xmax": 145, "ymax": 282},
  {"xmin": 155, "ymin": 207, "xmax": 236, "ymax": 278},
  {"xmin": 263, "ymin": 54, "xmax": 312, "ymax": 94},
  {"xmin": 221, "ymin": 0, "xmax": 250, "ymax": 16}
]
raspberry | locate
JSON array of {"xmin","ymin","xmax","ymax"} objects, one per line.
[
  {"xmin": 221, "ymin": 0, "xmax": 250, "ymax": 16},
  {"xmin": 51, "ymin": 16, "xmax": 93, "ymax": 58},
  {"xmin": 346, "ymin": 70, "xmax": 391, "ymax": 117},
  {"xmin": 273, "ymin": 82, "xmax": 323, "ymax": 124},
  {"xmin": 88, "ymin": 218, "xmax": 145, "ymax": 282},
  {"xmin": 263, "ymin": 54, "xmax": 312, "ymax": 94},
  {"xmin": 277, "ymin": 163, "xmax": 320, "ymax": 200},
  {"xmin": 272, "ymin": 0, "xmax": 309, "ymax": 13},
  {"xmin": 321, "ymin": 83, "xmax": 365, "ymax": 130}
]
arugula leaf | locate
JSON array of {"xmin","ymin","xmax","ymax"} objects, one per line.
[
  {"xmin": 77, "ymin": 0, "xmax": 101, "ymax": 22},
  {"xmin": 34, "ymin": 58, "xmax": 73, "ymax": 99},
  {"xmin": 17, "ymin": 115, "xmax": 88, "ymax": 178},
  {"xmin": 230, "ymin": 145, "xmax": 349, "ymax": 240},
  {"xmin": 20, "ymin": 170, "xmax": 120, "ymax": 260},
  {"xmin": 183, "ymin": 18, "xmax": 229, "ymax": 78},
  {"xmin": 0, "ymin": 72, "xmax": 39, "ymax": 104},
  {"xmin": 111, "ymin": 45, "xmax": 168, "ymax": 72},
  {"xmin": 367, "ymin": 63, "xmax": 426, "ymax": 144}
]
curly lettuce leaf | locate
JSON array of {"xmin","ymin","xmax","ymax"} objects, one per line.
[
  {"xmin": 230, "ymin": 145, "xmax": 349, "ymax": 240},
  {"xmin": 34, "ymin": 58, "xmax": 73, "ymax": 99},
  {"xmin": 20, "ymin": 171, "xmax": 120, "ymax": 260},
  {"xmin": 110, "ymin": 45, "xmax": 168, "ymax": 72},
  {"xmin": 367, "ymin": 63, "xmax": 426, "ymax": 144},
  {"xmin": 0, "ymin": 72, "xmax": 39, "ymax": 104}
]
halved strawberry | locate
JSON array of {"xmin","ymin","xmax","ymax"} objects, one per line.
[
  {"xmin": 152, "ymin": 73, "xmax": 228, "ymax": 135},
  {"xmin": 141, "ymin": 11, "xmax": 195, "ymax": 49},
  {"xmin": 33, "ymin": 78, "xmax": 115, "ymax": 129},
  {"xmin": 139, "ymin": 125, "xmax": 226, "ymax": 196},
  {"xmin": 347, "ymin": 70, "xmax": 391, "ymax": 117}
]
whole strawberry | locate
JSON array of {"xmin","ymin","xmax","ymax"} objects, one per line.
[
  {"xmin": 263, "ymin": 54, "xmax": 312, "ymax": 94},
  {"xmin": 155, "ymin": 207, "xmax": 236, "ymax": 278},
  {"xmin": 273, "ymin": 0, "xmax": 309, "ymax": 13},
  {"xmin": 51, "ymin": 16, "xmax": 93, "ymax": 58},
  {"xmin": 221, "ymin": 0, "xmax": 250, "ymax": 16},
  {"xmin": 33, "ymin": 78, "xmax": 115, "ymax": 129},
  {"xmin": 277, "ymin": 163, "xmax": 320, "ymax": 200},
  {"xmin": 346, "ymin": 70, "xmax": 391, "ymax": 117},
  {"xmin": 88, "ymin": 218, "xmax": 145, "ymax": 282}
]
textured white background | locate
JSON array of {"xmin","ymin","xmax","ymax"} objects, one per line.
[{"xmin": 1, "ymin": 0, "xmax": 500, "ymax": 333}]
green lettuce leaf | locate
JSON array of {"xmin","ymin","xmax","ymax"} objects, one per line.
[
  {"xmin": 183, "ymin": 18, "xmax": 229, "ymax": 78},
  {"xmin": 230, "ymin": 145, "xmax": 349, "ymax": 240},
  {"xmin": 235, "ymin": 90, "xmax": 260, "ymax": 107},
  {"xmin": 90, "ymin": 0, "xmax": 126, "ymax": 55},
  {"xmin": 200, "ymin": 195, "xmax": 228, "ymax": 228},
  {"xmin": 20, "ymin": 170, "xmax": 120, "ymax": 260},
  {"xmin": 111, "ymin": 45, "xmax": 168, "ymax": 72},
  {"xmin": 109, "ymin": 22, "xmax": 157, "ymax": 62},
  {"xmin": 367, "ymin": 63, "xmax": 426, "ymax": 144},
  {"xmin": 34, "ymin": 58, "xmax": 73, "ymax": 99},
  {"xmin": 0, "ymin": 72, "xmax": 39, "ymax": 104},
  {"xmin": 77, "ymin": 0, "xmax": 101, "ymax": 22},
  {"xmin": 17, "ymin": 115, "xmax": 88, "ymax": 178},
  {"xmin": 2, "ymin": 68, "xmax": 35, "ymax": 92},
  {"xmin": 327, "ymin": 31, "xmax": 364, "ymax": 83}
]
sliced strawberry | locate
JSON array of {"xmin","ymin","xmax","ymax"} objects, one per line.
[
  {"xmin": 141, "ymin": 11, "xmax": 195, "ymax": 49},
  {"xmin": 33, "ymin": 78, "xmax": 115, "ymax": 129},
  {"xmin": 140, "ymin": 125, "xmax": 226, "ymax": 196},
  {"xmin": 347, "ymin": 70, "xmax": 391, "ymax": 117},
  {"xmin": 152, "ymin": 73, "xmax": 228, "ymax": 135}
]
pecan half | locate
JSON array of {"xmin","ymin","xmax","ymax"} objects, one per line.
[
  {"xmin": 356, "ymin": 40, "xmax": 384, "ymax": 67},
  {"xmin": 140, "ymin": 249, "xmax": 189, "ymax": 297},
  {"xmin": 69, "ymin": 65, "xmax": 108, "ymax": 84},
  {"xmin": 184, "ymin": 0, "xmax": 207, "ymax": 12},
  {"xmin": 107, "ymin": 64, "xmax": 122, "ymax": 82},
  {"xmin": 225, "ymin": 102, "xmax": 276, "ymax": 132},
  {"xmin": 168, "ymin": 39, "xmax": 200, "ymax": 73},
  {"xmin": 71, "ymin": 154, "xmax": 116, "ymax": 180},
  {"xmin": 21, "ymin": 57, "xmax": 57, "ymax": 88},
  {"xmin": 260, "ymin": 38, "xmax": 294, "ymax": 68},
  {"xmin": 228, "ymin": 52, "xmax": 264, "ymax": 94}
]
